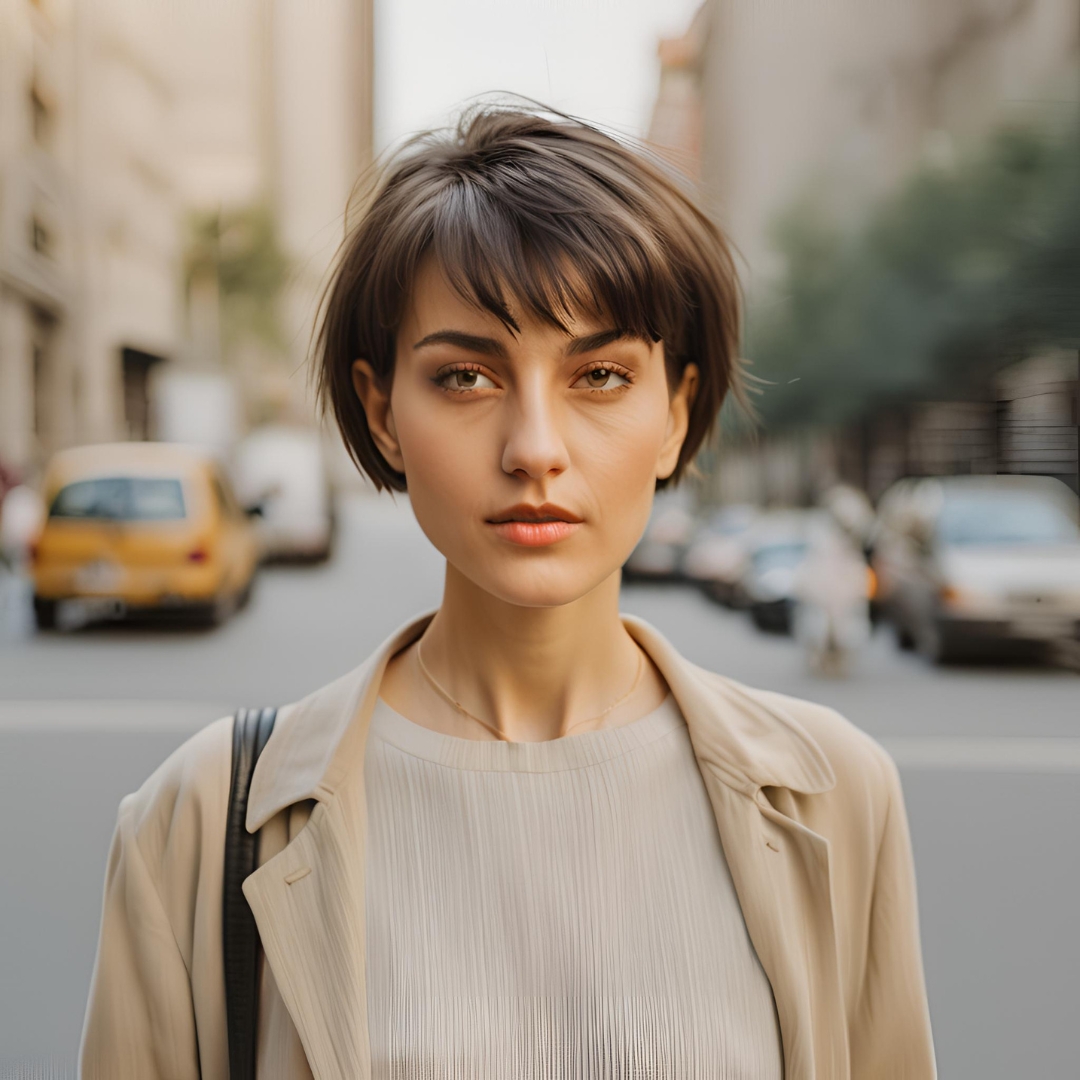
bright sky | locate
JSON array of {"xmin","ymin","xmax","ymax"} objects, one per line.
[{"xmin": 375, "ymin": 0, "xmax": 703, "ymax": 151}]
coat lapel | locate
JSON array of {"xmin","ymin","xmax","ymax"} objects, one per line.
[
  {"xmin": 623, "ymin": 617, "xmax": 848, "ymax": 1080},
  {"xmin": 243, "ymin": 788, "xmax": 370, "ymax": 1080},
  {"xmin": 696, "ymin": 774, "xmax": 847, "ymax": 1080},
  {"xmin": 243, "ymin": 611, "xmax": 848, "ymax": 1080},
  {"xmin": 242, "ymin": 614, "xmax": 434, "ymax": 1080}
]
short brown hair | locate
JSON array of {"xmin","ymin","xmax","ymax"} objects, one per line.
[{"xmin": 315, "ymin": 103, "xmax": 743, "ymax": 492}]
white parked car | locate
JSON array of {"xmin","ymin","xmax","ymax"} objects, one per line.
[
  {"xmin": 738, "ymin": 510, "xmax": 821, "ymax": 633},
  {"xmin": 233, "ymin": 426, "xmax": 336, "ymax": 562},
  {"xmin": 623, "ymin": 491, "xmax": 695, "ymax": 581},
  {"xmin": 872, "ymin": 475, "xmax": 1080, "ymax": 662},
  {"xmin": 681, "ymin": 503, "xmax": 759, "ymax": 605}
]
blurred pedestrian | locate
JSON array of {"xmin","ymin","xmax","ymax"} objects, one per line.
[
  {"xmin": 793, "ymin": 513, "xmax": 873, "ymax": 677},
  {"xmin": 0, "ymin": 457, "xmax": 20, "ymax": 563},
  {"xmin": 0, "ymin": 481, "xmax": 46, "ymax": 569},
  {"xmin": 80, "ymin": 104, "xmax": 935, "ymax": 1080}
]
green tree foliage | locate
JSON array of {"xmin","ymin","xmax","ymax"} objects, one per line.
[
  {"xmin": 184, "ymin": 204, "xmax": 291, "ymax": 357},
  {"xmin": 747, "ymin": 112, "xmax": 1080, "ymax": 429}
]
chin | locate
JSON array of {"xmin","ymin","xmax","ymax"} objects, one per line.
[{"xmin": 468, "ymin": 559, "xmax": 616, "ymax": 610}]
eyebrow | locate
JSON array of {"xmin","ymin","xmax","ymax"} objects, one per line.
[
  {"xmin": 412, "ymin": 330, "xmax": 509, "ymax": 358},
  {"xmin": 412, "ymin": 327, "xmax": 635, "ymax": 359},
  {"xmin": 565, "ymin": 328, "xmax": 634, "ymax": 356}
]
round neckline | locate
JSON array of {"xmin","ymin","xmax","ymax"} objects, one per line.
[{"xmin": 369, "ymin": 692, "xmax": 684, "ymax": 773}]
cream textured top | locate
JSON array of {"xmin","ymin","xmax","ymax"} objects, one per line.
[{"xmin": 363, "ymin": 693, "xmax": 784, "ymax": 1080}]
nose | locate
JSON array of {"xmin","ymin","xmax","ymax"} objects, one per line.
[{"xmin": 500, "ymin": 379, "xmax": 570, "ymax": 481}]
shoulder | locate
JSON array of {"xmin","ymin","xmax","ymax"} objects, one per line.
[
  {"xmin": 627, "ymin": 616, "xmax": 898, "ymax": 813},
  {"xmin": 685, "ymin": 660, "xmax": 901, "ymax": 831},
  {"xmin": 98, "ymin": 714, "xmax": 238, "ymax": 972},
  {"xmin": 727, "ymin": 679, "xmax": 905, "ymax": 862},
  {"xmin": 117, "ymin": 714, "xmax": 235, "ymax": 879},
  {"xmin": 745, "ymin": 682, "xmax": 898, "ymax": 790}
]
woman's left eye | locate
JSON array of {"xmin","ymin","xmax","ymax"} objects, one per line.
[{"xmin": 573, "ymin": 367, "xmax": 630, "ymax": 390}]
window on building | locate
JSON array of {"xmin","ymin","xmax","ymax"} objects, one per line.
[
  {"xmin": 121, "ymin": 347, "xmax": 166, "ymax": 441},
  {"xmin": 30, "ymin": 82, "xmax": 51, "ymax": 146},
  {"xmin": 30, "ymin": 215, "xmax": 51, "ymax": 256},
  {"xmin": 33, "ymin": 343, "xmax": 46, "ymax": 451},
  {"xmin": 31, "ymin": 308, "xmax": 56, "ymax": 459}
]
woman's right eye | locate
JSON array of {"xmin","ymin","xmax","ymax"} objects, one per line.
[{"xmin": 439, "ymin": 369, "xmax": 497, "ymax": 391}]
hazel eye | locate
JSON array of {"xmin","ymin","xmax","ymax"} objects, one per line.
[
  {"xmin": 440, "ymin": 368, "xmax": 497, "ymax": 391},
  {"xmin": 574, "ymin": 367, "xmax": 630, "ymax": 390}
]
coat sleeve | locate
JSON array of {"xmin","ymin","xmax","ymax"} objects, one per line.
[
  {"xmin": 849, "ymin": 751, "xmax": 937, "ymax": 1079},
  {"xmin": 79, "ymin": 796, "xmax": 201, "ymax": 1080}
]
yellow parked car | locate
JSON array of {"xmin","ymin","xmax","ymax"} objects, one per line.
[{"xmin": 31, "ymin": 442, "xmax": 259, "ymax": 629}]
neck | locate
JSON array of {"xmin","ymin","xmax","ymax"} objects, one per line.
[{"xmin": 418, "ymin": 563, "xmax": 644, "ymax": 742}]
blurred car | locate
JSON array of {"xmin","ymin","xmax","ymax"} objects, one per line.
[
  {"xmin": 681, "ymin": 503, "xmax": 759, "ymax": 605},
  {"xmin": 233, "ymin": 425, "xmax": 336, "ymax": 562},
  {"xmin": 872, "ymin": 475, "xmax": 1080, "ymax": 662},
  {"xmin": 738, "ymin": 510, "xmax": 818, "ymax": 633},
  {"xmin": 623, "ymin": 492, "xmax": 695, "ymax": 581},
  {"xmin": 30, "ymin": 442, "xmax": 259, "ymax": 629}
]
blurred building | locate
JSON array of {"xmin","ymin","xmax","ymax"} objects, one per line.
[
  {"xmin": 699, "ymin": 0, "xmax": 1080, "ymax": 294},
  {"xmin": 0, "ymin": 0, "xmax": 70, "ymax": 478},
  {"xmin": 652, "ymin": 0, "xmax": 1080, "ymax": 505},
  {"xmin": 169, "ymin": 0, "xmax": 374, "ymax": 433},
  {"xmin": 997, "ymin": 351, "xmax": 1080, "ymax": 489},
  {"xmin": 0, "ymin": 0, "xmax": 374, "ymax": 485},
  {"xmin": 0, "ymin": 0, "xmax": 181, "ymax": 479},
  {"xmin": 647, "ymin": 6, "xmax": 707, "ymax": 180}
]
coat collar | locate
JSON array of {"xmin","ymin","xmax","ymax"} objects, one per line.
[
  {"xmin": 247, "ymin": 609, "xmax": 835, "ymax": 833},
  {"xmin": 243, "ymin": 609, "xmax": 845, "ymax": 1080}
]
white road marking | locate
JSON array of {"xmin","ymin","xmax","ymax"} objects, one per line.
[
  {"xmin": 882, "ymin": 737, "xmax": 1080, "ymax": 773},
  {"xmin": 0, "ymin": 700, "xmax": 229, "ymax": 733},
  {"xmin": 4, "ymin": 701, "xmax": 1079, "ymax": 772}
]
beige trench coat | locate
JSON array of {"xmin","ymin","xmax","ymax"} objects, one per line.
[{"xmin": 80, "ymin": 612, "xmax": 936, "ymax": 1079}]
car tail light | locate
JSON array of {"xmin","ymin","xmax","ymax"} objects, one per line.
[
  {"xmin": 187, "ymin": 547, "xmax": 209, "ymax": 563},
  {"xmin": 939, "ymin": 584, "xmax": 962, "ymax": 606},
  {"xmin": 28, "ymin": 540, "xmax": 40, "ymax": 564}
]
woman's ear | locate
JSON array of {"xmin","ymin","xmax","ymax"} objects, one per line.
[
  {"xmin": 351, "ymin": 359, "xmax": 405, "ymax": 473},
  {"xmin": 656, "ymin": 362, "xmax": 699, "ymax": 481}
]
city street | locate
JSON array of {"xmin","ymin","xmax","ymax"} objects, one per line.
[{"xmin": 1, "ymin": 493, "xmax": 1078, "ymax": 1077}]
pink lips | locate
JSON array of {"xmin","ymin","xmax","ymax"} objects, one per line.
[
  {"xmin": 487, "ymin": 504, "xmax": 583, "ymax": 547},
  {"xmin": 490, "ymin": 520, "xmax": 581, "ymax": 546}
]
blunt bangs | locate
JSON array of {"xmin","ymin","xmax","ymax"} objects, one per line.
[
  {"xmin": 429, "ymin": 161, "xmax": 678, "ymax": 350},
  {"xmin": 316, "ymin": 103, "xmax": 744, "ymax": 492}
]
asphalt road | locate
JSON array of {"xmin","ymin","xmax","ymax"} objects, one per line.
[{"xmin": 1, "ymin": 494, "xmax": 1077, "ymax": 1077}]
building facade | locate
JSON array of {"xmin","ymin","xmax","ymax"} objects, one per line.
[
  {"xmin": 169, "ymin": 0, "xmax": 374, "ymax": 434},
  {"xmin": 1, "ymin": 0, "xmax": 374, "ymax": 485},
  {"xmin": 653, "ymin": 0, "xmax": 1080, "ymax": 504},
  {"xmin": 1, "ymin": 0, "xmax": 76, "ymax": 479},
  {"xmin": 0, "ymin": 0, "xmax": 183, "ymax": 481},
  {"xmin": 701, "ymin": 0, "xmax": 1080, "ymax": 296}
]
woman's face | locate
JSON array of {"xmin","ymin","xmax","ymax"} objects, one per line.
[{"xmin": 353, "ymin": 258, "xmax": 697, "ymax": 608}]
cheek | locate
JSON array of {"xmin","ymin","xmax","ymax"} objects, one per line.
[
  {"xmin": 573, "ymin": 393, "xmax": 671, "ymax": 503},
  {"xmin": 390, "ymin": 390, "xmax": 492, "ymax": 530}
]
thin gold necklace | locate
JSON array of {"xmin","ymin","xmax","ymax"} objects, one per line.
[{"xmin": 415, "ymin": 640, "xmax": 645, "ymax": 742}]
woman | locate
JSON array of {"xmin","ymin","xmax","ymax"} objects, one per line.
[{"xmin": 81, "ymin": 105, "xmax": 936, "ymax": 1079}]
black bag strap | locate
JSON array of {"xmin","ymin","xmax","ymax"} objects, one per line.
[{"xmin": 223, "ymin": 706, "xmax": 277, "ymax": 1080}]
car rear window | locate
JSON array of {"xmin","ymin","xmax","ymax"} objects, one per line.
[
  {"xmin": 752, "ymin": 541, "xmax": 808, "ymax": 570},
  {"xmin": 49, "ymin": 477, "xmax": 186, "ymax": 521},
  {"xmin": 938, "ymin": 492, "xmax": 1080, "ymax": 546}
]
